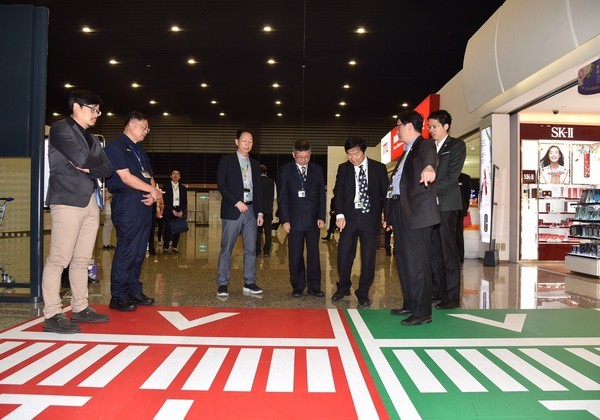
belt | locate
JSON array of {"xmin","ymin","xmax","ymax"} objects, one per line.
[
  {"xmin": 391, "ymin": 194, "xmax": 400, "ymax": 200},
  {"xmin": 115, "ymin": 187, "xmax": 141, "ymax": 194},
  {"xmin": 244, "ymin": 201, "xmax": 253, "ymax": 205}
]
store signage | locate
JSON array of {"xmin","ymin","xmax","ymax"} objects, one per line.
[
  {"xmin": 479, "ymin": 126, "xmax": 492, "ymax": 244},
  {"xmin": 577, "ymin": 58, "xmax": 600, "ymax": 95},
  {"xmin": 522, "ymin": 169, "xmax": 536, "ymax": 184},
  {"xmin": 550, "ymin": 127, "xmax": 574, "ymax": 138}
]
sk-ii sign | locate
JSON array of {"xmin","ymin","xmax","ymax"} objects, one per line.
[{"xmin": 550, "ymin": 126, "xmax": 574, "ymax": 138}]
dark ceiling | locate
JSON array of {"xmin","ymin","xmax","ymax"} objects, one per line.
[{"xmin": 9, "ymin": 0, "xmax": 504, "ymax": 125}]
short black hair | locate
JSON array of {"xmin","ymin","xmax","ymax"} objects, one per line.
[
  {"xmin": 293, "ymin": 139, "xmax": 311, "ymax": 152},
  {"xmin": 344, "ymin": 136, "xmax": 367, "ymax": 152},
  {"xmin": 123, "ymin": 111, "xmax": 148, "ymax": 128},
  {"xmin": 397, "ymin": 110, "xmax": 424, "ymax": 133},
  {"xmin": 260, "ymin": 164, "xmax": 267, "ymax": 174},
  {"xmin": 428, "ymin": 109, "xmax": 452, "ymax": 128},
  {"xmin": 68, "ymin": 89, "xmax": 102, "ymax": 113},
  {"xmin": 236, "ymin": 128, "xmax": 254, "ymax": 139}
]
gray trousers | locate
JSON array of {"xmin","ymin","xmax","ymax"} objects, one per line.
[{"xmin": 217, "ymin": 208, "xmax": 258, "ymax": 286}]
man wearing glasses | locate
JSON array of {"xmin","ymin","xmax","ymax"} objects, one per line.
[
  {"xmin": 42, "ymin": 89, "xmax": 113, "ymax": 333},
  {"xmin": 105, "ymin": 111, "xmax": 163, "ymax": 311}
]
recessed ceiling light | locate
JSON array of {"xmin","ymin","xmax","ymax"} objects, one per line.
[
  {"xmin": 200, "ymin": 83, "xmax": 208, "ymax": 88},
  {"xmin": 106, "ymin": 112, "xmax": 114, "ymax": 116},
  {"xmin": 149, "ymin": 100, "xmax": 157, "ymax": 105},
  {"xmin": 263, "ymin": 25, "xmax": 272, "ymax": 32},
  {"xmin": 64, "ymin": 83, "xmax": 74, "ymax": 88},
  {"xmin": 170, "ymin": 26, "xmax": 181, "ymax": 32},
  {"xmin": 187, "ymin": 58, "xmax": 197, "ymax": 65},
  {"xmin": 335, "ymin": 113, "xmax": 341, "ymax": 118},
  {"xmin": 402, "ymin": 102, "xmax": 408, "ymax": 108},
  {"xmin": 52, "ymin": 112, "xmax": 60, "ymax": 116},
  {"xmin": 343, "ymin": 84, "xmax": 350, "ymax": 89},
  {"xmin": 131, "ymin": 82, "xmax": 140, "ymax": 88},
  {"xmin": 109, "ymin": 59, "xmax": 119, "ymax": 65},
  {"xmin": 267, "ymin": 58, "xmax": 276, "ymax": 64},
  {"xmin": 277, "ymin": 113, "xmax": 283, "ymax": 117},
  {"xmin": 339, "ymin": 101, "xmax": 346, "ymax": 106},
  {"xmin": 163, "ymin": 112, "xmax": 170, "ymax": 116},
  {"xmin": 219, "ymin": 112, "xmax": 226, "ymax": 116},
  {"xmin": 211, "ymin": 100, "xmax": 218, "ymax": 104},
  {"xmin": 355, "ymin": 27, "xmax": 366, "ymax": 34},
  {"xmin": 392, "ymin": 115, "xmax": 398, "ymax": 119},
  {"xmin": 272, "ymin": 83, "xmax": 280, "ymax": 88},
  {"xmin": 348, "ymin": 60, "xmax": 357, "ymax": 66},
  {"xmin": 275, "ymin": 100, "xmax": 281, "ymax": 105},
  {"xmin": 81, "ymin": 26, "xmax": 93, "ymax": 33}
]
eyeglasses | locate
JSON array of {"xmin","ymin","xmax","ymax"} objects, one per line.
[
  {"xmin": 132, "ymin": 122, "xmax": 150, "ymax": 133},
  {"xmin": 82, "ymin": 105, "xmax": 102, "ymax": 116}
]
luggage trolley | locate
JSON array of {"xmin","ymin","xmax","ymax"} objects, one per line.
[{"xmin": 0, "ymin": 197, "xmax": 16, "ymax": 285}]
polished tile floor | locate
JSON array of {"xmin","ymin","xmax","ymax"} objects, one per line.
[{"xmin": 0, "ymin": 224, "xmax": 597, "ymax": 331}]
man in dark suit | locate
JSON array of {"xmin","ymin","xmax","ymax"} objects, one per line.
[
  {"xmin": 331, "ymin": 136, "xmax": 389, "ymax": 307},
  {"xmin": 216, "ymin": 128, "xmax": 264, "ymax": 297},
  {"xmin": 162, "ymin": 169, "xmax": 188, "ymax": 254},
  {"xmin": 457, "ymin": 172, "xmax": 472, "ymax": 263},
  {"xmin": 42, "ymin": 89, "xmax": 113, "ymax": 333},
  {"xmin": 256, "ymin": 165, "xmax": 275, "ymax": 257},
  {"xmin": 278, "ymin": 140, "xmax": 327, "ymax": 297},
  {"xmin": 388, "ymin": 110, "xmax": 440, "ymax": 326},
  {"xmin": 428, "ymin": 110, "xmax": 466, "ymax": 309}
]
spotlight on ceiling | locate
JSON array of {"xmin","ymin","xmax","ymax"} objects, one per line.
[
  {"xmin": 81, "ymin": 26, "xmax": 93, "ymax": 33},
  {"xmin": 200, "ymin": 83, "xmax": 208, "ymax": 88},
  {"xmin": 187, "ymin": 58, "xmax": 197, "ymax": 65},
  {"xmin": 267, "ymin": 58, "xmax": 276, "ymax": 64},
  {"xmin": 355, "ymin": 27, "xmax": 366, "ymax": 34},
  {"xmin": 170, "ymin": 26, "xmax": 181, "ymax": 32},
  {"xmin": 263, "ymin": 26, "xmax": 273, "ymax": 32},
  {"xmin": 131, "ymin": 82, "xmax": 140, "ymax": 88},
  {"xmin": 64, "ymin": 83, "xmax": 74, "ymax": 88},
  {"xmin": 272, "ymin": 83, "xmax": 280, "ymax": 88},
  {"xmin": 109, "ymin": 59, "xmax": 119, "ymax": 65},
  {"xmin": 348, "ymin": 60, "xmax": 357, "ymax": 66}
]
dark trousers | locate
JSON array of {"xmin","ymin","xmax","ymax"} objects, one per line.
[
  {"xmin": 288, "ymin": 229, "xmax": 321, "ymax": 291},
  {"xmin": 324, "ymin": 215, "xmax": 336, "ymax": 237},
  {"xmin": 256, "ymin": 212, "xmax": 273, "ymax": 255},
  {"xmin": 148, "ymin": 211, "xmax": 157, "ymax": 253},
  {"xmin": 431, "ymin": 210, "xmax": 461, "ymax": 301},
  {"xmin": 163, "ymin": 207, "xmax": 183, "ymax": 249},
  {"xmin": 392, "ymin": 199, "xmax": 434, "ymax": 317},
  {"xmin": 110, "ymin": 192, "xmax": 152, "ymax": 299},
  {"xmin": 456, "ymin": 213, "xmax": 465, "ymax": 263},
  {"xmin": 336, "ymin": 211, "xmax": 378, "ymax": 300}
]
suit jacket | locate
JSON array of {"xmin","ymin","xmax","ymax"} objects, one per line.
[
  {"xmin": 163, "ymin": 182, "xmax": 188, "ymax": 216},
  {"xmin": 46, "ymin": 118, "xmax": 112, "ymax": 207},
  {"xmin": 433, "ymin": 136, "xmax": 466, "ymax": 212},
  {"xmin": 217, "ymin": 152, "xmax": 262, "ymax": 220},
  {"xmin": 388, "ymin": 136, "xmax": 440, "ymax": 230},
  {"xmin": 333, "ymin": 157, "xmax": 389, "ymax": 228},
  {"xmin": 278, "ymin": 161, "xmax": 326, "ymax": 231}
]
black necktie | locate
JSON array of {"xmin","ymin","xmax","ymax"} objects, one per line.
[{"xmin": 358, "ymin": 164, "xmax": 370, "ymax": 213}]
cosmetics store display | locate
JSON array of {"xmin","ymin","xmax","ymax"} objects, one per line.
[{"xmin": 566, "ymin": 188, "xmax": 600, "ymax": 277}]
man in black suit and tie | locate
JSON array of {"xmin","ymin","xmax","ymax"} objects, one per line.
[
  {"xmin": 331, "ymin": 136, "xmax": 389, "ymax": 307},
  {"xmin": 427, "ymin": 110, "xmax": 466, "ymax": 309},
  {"xmin": 278, "ymin": 140, "xmax": 327, "ymax": 298},
  {"xmin": 216, "ymin": 128, "xmax": 264, "ymax": 297},
  {"xmin": 388, "ymin": 110, "xmax": 440, "ymax": 326},
  {"xmin": 162, "ymin": 169, "xmax": 188, "ymax": 254}
]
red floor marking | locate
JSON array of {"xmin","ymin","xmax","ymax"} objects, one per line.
[{"xmin": 0, "ymin": 307, "xmax": 388, "ymax": 419}]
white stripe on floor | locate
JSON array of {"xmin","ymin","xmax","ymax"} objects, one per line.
[
  {"xmin": 457, "ymin": 349, "xmax": 527, "ymax": 392},
  {"xmin": 182, "ymin": 347, "xmax": 229, "ymax": 391},
  {"xmin": 307, "ymin": 348, "xmax": 335, "ymax": 393},
  {"xmin": 426, "ymin": 349, "xmax": 487, "ymax": 392},
  {"xmin": 223, "ymin": 348, "xmax": 261, "ymax": 392},
  {"xmin": 393, "ymin": 349, "xmax": 445, "ymax": 393},
  {"xmin": 78, "ymin": 345, "xmax": 148, "ymax": 387},
  {"xmin": 38, "ymin": 344, "xmax": 116, "ymax": 386},
  {"xmin": 266, "ymin": 348, "xmax": 295, "ymax": 392},
  {"xmin": 142, "ymin": 346, "xmax": 197, "ymax": 389}
]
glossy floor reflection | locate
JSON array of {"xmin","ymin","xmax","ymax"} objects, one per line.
[{"xmin": 0, "ymin": 224, "xmax": 598, "ymax": 331}]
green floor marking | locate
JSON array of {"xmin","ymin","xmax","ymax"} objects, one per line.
[{"xmin": 346, "ymin": 309, "xmax": 600, "ymax": 419}]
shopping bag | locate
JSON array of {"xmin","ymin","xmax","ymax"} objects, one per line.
[{"xmin": 170, "ymin": 217, "xmax": 189, "ymax": 234}]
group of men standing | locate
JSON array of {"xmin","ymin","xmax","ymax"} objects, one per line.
[{"xmin": 42, "ymin": 88, "xmax": 467, "ymax": 334}]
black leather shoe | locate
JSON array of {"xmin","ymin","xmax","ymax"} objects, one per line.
[
  {"xmin": 331, "ymin": 290, "xmax": 351, "ymax": 301},
  {"xmin": 357, "ymin": 297, "xmax": 372, "ymax": 307},
  {"xmin": 292, "ymin": 289, "xmax": 303, "ymax": 298},
  {"xmin": 401, "ymin": 315, "xmax": 432, "ymax": 326},
  {"xmin": 390, "ymin": 308, "xmax": 411, "ymax": 316},
  {"xmin": 129, "ymin": 294, "xmax": 155, "ymax": 306},
  {"xmin": 436, "ymin": 298, "xmax": 460, "ymax": 310},
  {"xmin": 307, "ymin": 289, "xmax": 325, "ymax": 297},
  {"xmin": 109, "ymin": 297, "xmax": 137, "ymax": 312}
]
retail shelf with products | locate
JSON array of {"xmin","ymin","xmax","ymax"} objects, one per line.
[{"xmin": 565, "ymin": 188, "xmax": 600, "ymax": 277}]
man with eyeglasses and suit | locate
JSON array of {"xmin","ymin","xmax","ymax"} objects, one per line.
[
  {"xmin": 105, "ymin": 111, "xmax": 163, "ymax": 312},
  {"xmin": 42, "ymin": 89, "xmax": 113, "ymax": 333}
]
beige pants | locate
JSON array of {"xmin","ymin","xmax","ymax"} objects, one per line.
[{"xmin": 42, "ymin": 194, "xmax": 99, "ymax": 318}]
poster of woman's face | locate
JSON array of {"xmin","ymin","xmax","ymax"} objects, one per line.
[
  {"xmin": 571, "ymin": 142, "xmax": 600, "ymax": 185},
  {"xmin": 539, "ymin": 142, "xmax": 570, "ymax": 184}
]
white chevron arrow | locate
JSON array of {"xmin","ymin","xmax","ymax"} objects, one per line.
[
  {"xmin": 159, "ymin": 311, "xmax": 239, "ymax": 331},
  {"xmin": 448, "ymin": 313, "xmax": 527, "ymax": 332}
]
